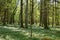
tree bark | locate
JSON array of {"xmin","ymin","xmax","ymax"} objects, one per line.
[
  {"xmin": 25, "ymin": 0, "xmax": 28, "ymax": 28},
  {"xmin": 20, "ymin": 0, "xmax": 24, "ymax": 28}
]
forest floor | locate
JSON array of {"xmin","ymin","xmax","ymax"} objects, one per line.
[{"xmin": 0, "ymin": 25, "xmax": 60, "ymax": 40}]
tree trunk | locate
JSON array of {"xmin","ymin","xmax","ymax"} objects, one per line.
[
  {"xmin": 3, "ymin": 9, "xmax": 7, "ymax": 25},
  {"xmin": 30, "ymin": 0, "xmax": 34, "ymax": 25},
  {"xmin": 40, "ymin": 0, "xmax": 44, "ymax": 27},
  {"xmin": 25, "ymin": 0, "xmax": 28, "ymax": 28},
  {"xmin": 20, "ymin": 0, "xmax": 24, "ymax": 28},
  {"xmin": 43, "ymin": 0, "xmax": 50, "ymax": 29}
]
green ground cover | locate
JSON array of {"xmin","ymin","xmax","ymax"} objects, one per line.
[{"xmin": 0, "ymin": 26, "xmax": 60, "ymax": 40}]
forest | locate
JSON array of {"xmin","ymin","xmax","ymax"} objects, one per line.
[{"xmin": 0, "ymin": 0, "xmax": 60, "ymax": 40}]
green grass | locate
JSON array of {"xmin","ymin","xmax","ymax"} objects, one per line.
[{"xmin": 0, "ymin": 26, "xmax": 60, "ymax": 40}]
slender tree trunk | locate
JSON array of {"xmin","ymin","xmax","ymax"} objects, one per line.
[
  {"xmin": 52, "ymin": 4, "xmax": 54, "ymax": 27},
  {"xmin": 20, "ymin": 0, "xmax": 24, "ymax": 28},
  {"xmin": 40, "ymin": 0, "xmax": 44, "ymax": 27},
  {"xmin": 25, "ymin": 0, "xmax": 28, "ymax": 28},
  {"xmin": 30, "ymin": 0, "xmax": 34, "ymax": 37},
  {"xmin": 43, "ymin": 0, "xmax": 50, "ymax": 29},
  {"xmin": 3, "ymin": 9, "xmax": 7, "ymax": 25},
  {"xmin": 40, "ymin": 0, "xmax": 42, "ymax": 26},
  {"xmin": 30, "ymin": 0, "xmax": 34, "ymax": 25}
]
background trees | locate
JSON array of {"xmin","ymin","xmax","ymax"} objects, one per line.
[
  {"xmin": 0, "ymin": 0, "xmax": 60, "ymax": 29},
  {"xmin": 0, "ymin": 0, "xmax": 16, "ymax": 25}
]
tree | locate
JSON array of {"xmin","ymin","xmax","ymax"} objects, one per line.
[
  {"xmin": 25, "ymin": 0, "xmax": 28, "ymax": 28},
  {"xmin": 30, "ymin": 0, "xmax": 34, "ymax": 25},
  {"xmin": 40, "ymin": 0, "xmax": 44, "ymax": 27},
  {"xmin": 3, "ymin": 9, "xmax": 7, "ymax": 25},
  {"xmin": 20, "ymin": 0, "xmax": 24, "ymax": 28},
  {"xmin": 43, "ymin": 0, "xmax": 50, "ymax": 29}
]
